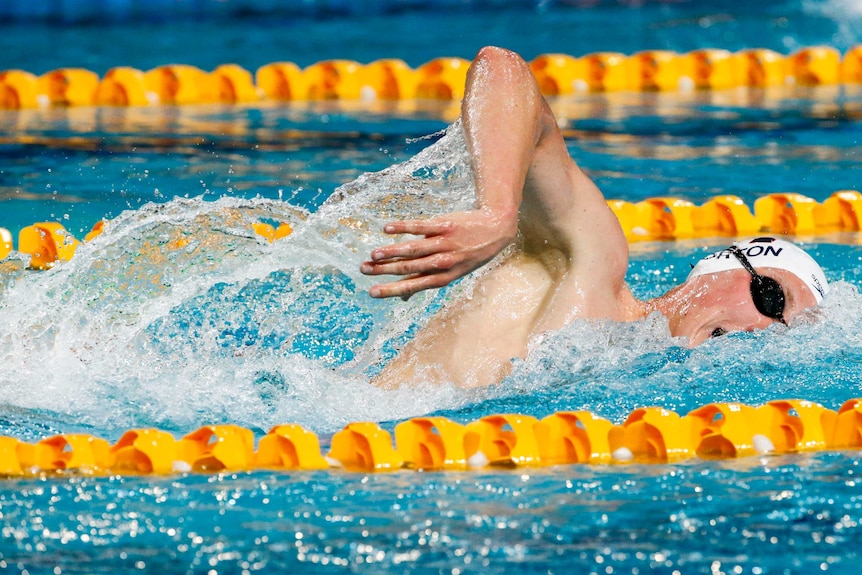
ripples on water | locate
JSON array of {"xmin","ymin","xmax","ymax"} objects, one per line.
[
  {"xmin": 0, "ymin": 453, "xmax": 859, "ymax": 575},
  {"xmin": 1, "ymin": 87, "xmax": 862, "ymax": 575}
]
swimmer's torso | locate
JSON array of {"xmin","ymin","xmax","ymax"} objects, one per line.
[{"xmin": 373, "ymin": 242, "xmax": 639, "ymax": 388}]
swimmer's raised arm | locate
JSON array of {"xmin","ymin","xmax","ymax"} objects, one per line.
[
  {"xmin": 360, "ymin": 46, "xmax": 625, "ymax": 299},
  {"xmin": 360, "ymin": 47, "xmax": 540, "ymax": 298}
]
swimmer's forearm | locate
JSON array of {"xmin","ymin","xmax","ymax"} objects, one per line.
[{"xmin": 462, "ymin": 46, "xmax": 546, "ymax": 226}]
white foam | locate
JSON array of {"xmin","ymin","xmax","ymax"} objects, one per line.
[{"xmin": 0, "ymin": 123, "xmax": 479, "ymax": 435}]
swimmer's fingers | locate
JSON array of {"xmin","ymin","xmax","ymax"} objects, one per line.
[
  {"xmin": 364, "ymin": 237, "xmax": 451, "ymax": 268},
  {"xmin": 381, "ymin": 219, "xmax": 451, "ymax": 237},
  {"xmin": 364, "ymin": 210, "xmax": 515, "ymax": 298},
  {"xmin": 368, "ymin": 269, "xmax": 462, "ymax": 299},
  {"xmin": 360, "ymin": 250, "xmax": 458, "ymax": 277}
]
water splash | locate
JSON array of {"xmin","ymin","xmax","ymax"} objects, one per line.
[
  {"xmin": 803, "ymin": 0, "xmax": 862, "ymax": 18},
  {"xmin": 1, "ymin": 119, "xmax": 861, "ymax": 441},
  {"xmin": 801, "ymin": 0, "xmax": 862, "ymax": 49},
  {"xmin": 0, "ymin": 121, "xmax": 479, "ymax": 438}
]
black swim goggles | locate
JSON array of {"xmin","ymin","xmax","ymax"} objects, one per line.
[{"xmin": 727, "ymin": 246, "xmax": 786, "ymax": 324}]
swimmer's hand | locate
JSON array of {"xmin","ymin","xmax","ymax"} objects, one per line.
[{"xmin": 360, "ymin": 208, "xmax": 516, "ymax": 299}]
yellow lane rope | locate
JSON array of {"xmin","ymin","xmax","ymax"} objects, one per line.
[
  {"xmin": 2, "ymin": 191, "xmax": 860, "ymax": 269},
  {"xmin": 0, "ymin": 398, "xmax": 860, "ymax": 476},
  {"xmin": 1, "ymin": 45, "xmax": 860, "ymax": 108}
]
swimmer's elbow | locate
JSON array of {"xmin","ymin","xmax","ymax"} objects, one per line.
[
  {"xmin": 474, "ymin": 46, "xmax": 524, "ymax": 68},
  {"xmin": 471, "ymin": 46, "xmax": 536, "ymax": 91}
]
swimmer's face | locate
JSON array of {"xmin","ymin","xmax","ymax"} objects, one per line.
[{"xmin": 670, "ymin": 267, "xmax": 819, "ymax": 346}]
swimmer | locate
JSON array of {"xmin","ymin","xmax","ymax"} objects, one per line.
[{"xmin": 360, "ymin": 46, "xmax": 828, "ymax": 389}]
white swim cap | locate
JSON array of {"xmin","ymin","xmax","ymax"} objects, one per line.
[{"xmin": 687, "ymin": 237, "xmax": 828, "ymax": 303}]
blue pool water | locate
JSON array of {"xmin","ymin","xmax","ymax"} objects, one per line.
[{"xmin": 2, "ymin": 1, "xmax": 862, "ymax": 574}]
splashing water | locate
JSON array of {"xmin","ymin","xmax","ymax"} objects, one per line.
[
  {"xmin": 0, "ymin": 122, "xmax": 481, "ymax": 438},
  {"xmin": 1, "ymin": 119, "xmax": 861, "ymax": 443}
]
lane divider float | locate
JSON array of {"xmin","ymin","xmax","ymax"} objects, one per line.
[
  {"xmin": 1, "ymin": 45, "xmax": 860, "ymax": 109},
  {"xmin": 609, "ymin": 189, "xmax": 862, "ymax": 241},
  {"xmin": 0, "ymin": 191, "xmax": 858, "ymax": 270},
  {"xmin": 0, "ymin": 398, "xmax": 860, "ymax": 477},
  {"xmin": 0, "ymin": 219, "xmax": 292, "ymax": 270}
]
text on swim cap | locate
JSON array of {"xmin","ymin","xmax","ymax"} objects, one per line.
[{"xmin": 703, "ymin": 245, "xmax": 784, "ymax": 261}]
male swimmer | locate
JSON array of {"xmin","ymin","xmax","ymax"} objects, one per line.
[{"xmin": 359, "ymin": 46, "xmax": 828, "ymax": 389}]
